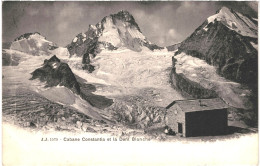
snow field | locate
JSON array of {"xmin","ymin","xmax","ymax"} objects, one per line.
[{"xmin": 174, "ymin": 52, "xmax": 252, "ymax": 109}]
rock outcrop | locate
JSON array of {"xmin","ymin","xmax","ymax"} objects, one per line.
[
  {"xmin": 82, "ymin": 52, "xmax": 95, "ymax": 73},
  {"xmin": 30, "ymin": 55, "xmax": 80, "ymax": 94},
  {"xmin": 167, "ymin": 43, "xmax": 181, "ymax": 52}
]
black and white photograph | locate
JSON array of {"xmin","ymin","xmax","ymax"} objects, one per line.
[{"xmin": 2, "ymin": 1, "xmax": 258, "ymax": 165}]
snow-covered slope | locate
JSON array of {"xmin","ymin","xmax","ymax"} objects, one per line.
[
  {"xmin": 67, "ymin": 10, "xmax": 163, "ymax": 58},
  {"xmin": 3, "ymin": 32, "xmax": 70, "ymax": 67},
  {"xmin": 2, "ymin": 49, "xmax": 107, "ymax": 122},
  {"xmin": 176, "ymin": 7, "xmax": 258, "ymax": 85},
  {"xmin": 56, "ymin": 48, "xmax": 182, "ymax": 107},
  {"xmin": 206, "ymin": 7, "xmax": 257, "ymax": 38},
  {"xmin": 174, "ymin": 52, "xmax": 251, "ymax": 109},
  {"xmin": 10, "ymin": 32, "xmax": 59, "ymax": 56},
  {"xmin": 53, "ymin": 47, "xmax": 183, "ymax": 127},
  {"xmin": 3, "ymin": 44, "xmax": 183, "ymax": 129},
  {"xmin": 98, "ymin": 14, "xmax": 146, "ymax": 49}
]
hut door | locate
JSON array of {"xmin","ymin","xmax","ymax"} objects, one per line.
[{"xmin": 178, "ymin": 123, "xmax": 183, "ymax": 134}]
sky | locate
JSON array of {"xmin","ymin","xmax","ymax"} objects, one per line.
[{"xmin": 2, "ymin": 1, "xmax": 258, "ymax": 47}]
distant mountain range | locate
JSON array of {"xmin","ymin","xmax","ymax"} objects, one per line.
[{"xmin": 3, "ymin": 7, "xmax": 258, "ymax": 87}]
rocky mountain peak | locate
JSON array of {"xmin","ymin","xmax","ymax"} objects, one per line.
[
  {"xmin": 206, "ymin": 7, "xmax": 257, "ymax": 38},
  {"xmin": 14, "ymin": 32, "xmax": 43, "ymax": 41},
  {"xmin": 116, "ymin": 10, "xmax": 132, "ymax": 18},
  {"xmin": 215, "ymin": 6, "xmax": 232, "ymax": 14},
  {"xmin": 98, "ymin": 10, "xmax": 140, "ymax": 33},
  {"xmin": 47, "ymin": 55, "xmax": 60, "ymax": 63},
  {"xmin": 31, "ymin": 55, "xmax": 81, "ymax": 94},
  {"xmin": 89, "ymin": 24, "xmax": 97, "ymax": 30},
  {"xmin": 67, "ymin": 10, "xmax": 163, "ymax": 60},
  {"xmin": 10, "ymin": 32, "xmax": 58, "ymax": 56},
  {"xmin": 112, "ymin": 10, "xmax": 136, "ymax": 23},
  {"xmin": 176, "ymin": 7, "xmax": 258, "ymax": 86},
  {"xmin": 112, "ymin": 10, "xmax": 141, "ymax": 32}
]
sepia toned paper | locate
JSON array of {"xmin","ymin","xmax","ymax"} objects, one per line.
[{"xmin": 2, "ymin": 1, "xmax": 259, "ymax": 165}]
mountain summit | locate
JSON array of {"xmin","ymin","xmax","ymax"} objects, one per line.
[
  {"xmin": 67, "ymin": 10, "xmax": 163, "ymax": 58},
  {"xmin": 206, "ymin": 7, "xmax": 257, "ymax": 38},
  {"xmin": 10, "ymin": 32, "xmax": 58, "ymax": 56},
  {"xmin": 176, "ymin": 7, "xmax": 258, "ymax": 85}
]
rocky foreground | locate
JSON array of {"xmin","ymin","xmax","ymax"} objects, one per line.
[
  {"xmin": 2, "ymin": 88, "xmax": 171, "ymax": 140},
  {"xmin": 3, "ymin": 88, "xmax": 256, "ymax": 141}
]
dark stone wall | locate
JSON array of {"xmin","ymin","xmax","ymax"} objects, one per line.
[{"xmin": 185, "ymin": 109, "xmax": 227, "ymax": 137}]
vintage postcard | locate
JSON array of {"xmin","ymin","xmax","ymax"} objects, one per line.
[{"xmin": 2, "ymin": 1, "xmax": 258, "ymax": 165}]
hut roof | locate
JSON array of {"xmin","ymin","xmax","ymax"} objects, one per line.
[{"xmin": 166, "ymin": 98, "xmax": 228, "ymax": 112}]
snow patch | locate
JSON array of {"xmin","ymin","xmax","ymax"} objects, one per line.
[
  {"xmin": 52, "ymin": 63, "xmax": 58, "ymax": 69},
  {"xmin": 203, "ymin": 26, "xmax": 208, "ymax": 31},
  {"xmin": 252, "ymin": 17, "xmax": 258, "ymax": 21},
  {"xmin": 250, "ymin": 42, "xmax": 258, "ymax": 50},
  {"xmin": 73, "ymin": 37, "xmax": 78, "ymax": 43},
  {"xmin": 97, "ymin": 70, "xmax": 112, "ymax": 76},
  {"xmin": 90, "ymin": 24, "xmax": 97, "ymax": 30},
  {"xmin": 28, "ymin": 33, "xmax": 46, "ymax": 41},
  {"xmin": 82, "ymin": 33, "xmax": 86, "ymax": 38},
  {"xmin": 127, "ymin": 27, "xmax": 145, "ymax": 40},
  {"xmin": 98, "ymin": 17, "xmax": 121, "ymax": 46},
  {"xmin": 36, "ymin": 41, "xmax": 42, "ymax": 47},
  {"xmin": 71, "ymin": 98, "xmax": 103, "ymax": 120},
  {"xmin": 240, "ymin": 93, "xmax": 246, "ymax": 97},
  {"xmin": 40, "ymin": 87, "xmax": 76, "ymax": 105},
  {"xmin": 51, "ymin": 47, "xmax": 70, "ymax": 58}
]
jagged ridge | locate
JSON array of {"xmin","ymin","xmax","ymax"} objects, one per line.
[
  {"xmin": 30, "ymin": 55, "xmax": 81, "ymax": 94},
  {"xmin": 66, "ymin": 10, "xmax": 163, "ymax": 73}
]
